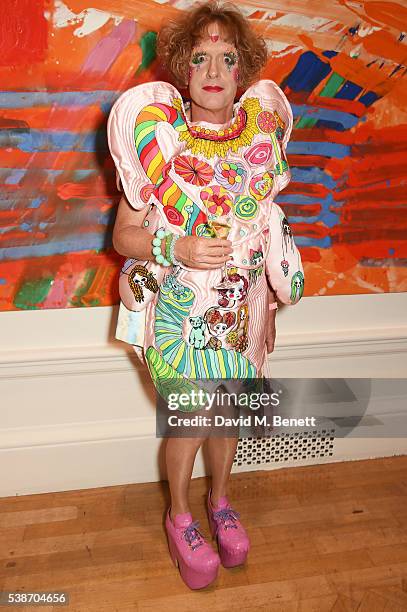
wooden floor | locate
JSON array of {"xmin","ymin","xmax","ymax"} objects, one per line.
[{"xmin": 1, "ymin": 456, "xmax": 407, "ymax": 611}]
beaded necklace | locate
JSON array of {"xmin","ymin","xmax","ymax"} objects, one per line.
[{"xmin": 172, "ymin": 97, "xmax": 263, "ymax": 159}]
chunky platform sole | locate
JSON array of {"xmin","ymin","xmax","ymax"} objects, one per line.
[
  {"xmin": 166, "ymin": 529, "xmax": 220, "ymax": 590},
  {"xmin": 207, "ymin": 505, "xmax": 249, "ymax": 568}
]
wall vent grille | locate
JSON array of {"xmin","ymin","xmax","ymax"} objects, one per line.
[{"xmin": 234, "ymin": 429, "xmax": 336, "ymax": 466}]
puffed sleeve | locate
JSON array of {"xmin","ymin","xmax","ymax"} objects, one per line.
[
  {"xmin": 264, "ymin": 202, "xmax": 304, "ymax": 305},
  {"xmin": 107, "ymin": 87, "xmax": 151, "ymax": 211},
  {"xmin": 245, "ymin": 79, "xmax": 294, "ymax": 198},
  {"xmin": 272, "ymin": 82, "xmax": 293, "ymax": 196},
  {"xmin": 261, "ymin": 80, "xmax": 294, "ymax": 197},
  {"xmin": 248, "ymin": 80, "xmax": 303, "ymax": 303}
]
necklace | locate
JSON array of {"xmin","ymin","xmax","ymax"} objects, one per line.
[{"xmin": 172, "ymin": 97, "xmax": 263, "ymax": 158}]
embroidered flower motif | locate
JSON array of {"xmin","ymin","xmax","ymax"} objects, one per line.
[
  {"xmin": 163, "ymin": 205, "xmax": 183, "ymax": 226},
  {"xmin": 234, "ymin": 195, "xmax": 258, "ymax": 221},
  {"xmin": 140, "ymin": 183, "xmax": 155, "ymax": 203},
  {"xmin": 249, "ymin": 171, "xmax": 274, "ymax": 200},
  {"xmin": 173, "ymin": 155, "xmax": 214, "ymax": 186},
  {"xmin": 244, "ymin": 142, "xmax": 273, "ymax": 166},
  {"xmin": 200, "ymin": 186, "xmax": 233, "ymax": 217},
  {"xmin": 214, "ymin": 161, "xmax": 247, "ymax": 193},
  {"xmin": 256, "ymin": 111, "xmax": 276, "ymax": 134}
]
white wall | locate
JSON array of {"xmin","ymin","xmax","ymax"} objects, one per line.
[{"xmin": 1, "ymin": 292, "xmax": 406, "ymax": 497}]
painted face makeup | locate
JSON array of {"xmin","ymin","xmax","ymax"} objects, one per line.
[{"xmin": 188, "ymin": 21, "xmax": 239, "ymax": 123}]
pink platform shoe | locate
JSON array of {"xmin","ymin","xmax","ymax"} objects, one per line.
[
  {"xmin": 165, "ymin": 506, "xmax": 220, "ymax": 589},
  {"xmin": 207, "ymin": 488, "xmax": 250, "ymax": 568}
]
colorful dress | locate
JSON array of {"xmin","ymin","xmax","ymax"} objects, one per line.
[{"xmin": 107, "ymin": 79, "xmax": 304, "ymax": 394}]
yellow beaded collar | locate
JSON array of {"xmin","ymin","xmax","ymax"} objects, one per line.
[{"xmin": 172, "ymin": 97, "xmax": 263, "ymax": 159}]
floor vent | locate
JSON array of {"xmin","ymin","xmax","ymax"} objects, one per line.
[{"xmin": 234, "ymin": 429, "xmax": 336, "ymax": 466}]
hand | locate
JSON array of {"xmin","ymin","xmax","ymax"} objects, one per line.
[
  {"xmin": 266, "ymin": 308, "xmax": 276, "ymax": 353},
  {"xmin": 174, "ymin": 236, "xmax": 233, "ymax": 270},
  {"xmin": 266, "ymin": 288, "xmax": 277, "ymax": 354}
]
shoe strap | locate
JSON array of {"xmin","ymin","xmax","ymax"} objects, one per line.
[
  {"xmin": 213, "ymin": 507, "xmax": 240, "ymax": 530},
  {"xmin": 183, "ymin": 520, "xmax": 204, "ymax": 550}
]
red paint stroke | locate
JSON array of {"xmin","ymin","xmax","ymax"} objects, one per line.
[
  {"xmin": 0, "ymin": 118, "xmax": 29, "ymax": 129},
  {"xmin": 330, "ymin": 239, "xmax": 407, "ymax": 259},
  {"xmin": 288, "ymin": 155, "xmax": 331, "ymax": 170},
  {"xmin": 364, "ymin": 3, "xmax": 407, "ymax": 39},
  {"xmin": 0, "ymin": 0, "xmax": 48, "ymax": 66},
  {"xmin": 288, "ymin": 182, "xmax": 329, "ymax": 198},
  {"xmin": 337, "ymin": 184, "xmax": 407, "ymax": 208},
  {"xmin": 298, "ymin": 247, "xmax": 321, "ymax": 263},
  {"xmin": 278, "ymin": 203, "xmax": 322, "ymax": 217},
  {"xmin": 57, "ymin": 176, "xmax": 112, "ymax": 200},
  {"xmin": 293, "ymin": 223, "xmax": 330, "ymax": 240}
]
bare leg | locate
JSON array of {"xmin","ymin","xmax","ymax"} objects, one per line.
[
  {"xmin": 166, "ymin": 436, "xmax": 206, "ymax": 522},
  {"xmin": 207, "ymin": 435, "xmax": 239, "ymax": 506}
]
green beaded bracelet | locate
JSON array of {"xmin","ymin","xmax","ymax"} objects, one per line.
[
  {"xmin": 165, "ymin": 233, "xmax": 172, "ymax": 263},
  {"xmin": 152, "ymin": 228, "xmax": 171, "ymax": 267}
]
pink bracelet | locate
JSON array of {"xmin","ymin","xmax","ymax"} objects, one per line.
[{"xmin": 269, "ymin": 301, "xmax": 278, "ymax": 310}]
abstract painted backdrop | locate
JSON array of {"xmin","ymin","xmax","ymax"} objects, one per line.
[{"xmin": 0, "ymin": 0, "xmax": 406, "ymax": 310}]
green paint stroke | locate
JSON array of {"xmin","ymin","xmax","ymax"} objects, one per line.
[
  {"xmin": 320, "ymin": 72, "xmax": 345, "ymax": 97},
  {"xmin": 14, "ymin": 277, "xmax": 53, "ymax": 310},
  {"xmin": 70, "ymin": 268, "xmax": 96, "ymax": 307},
  {"xmin": 297, "ymin": 73, "xmax": 345, "ymax": 129},
  {"xmin": 136, "ymin": 31, "xmax": 157, "ymax": 74}
]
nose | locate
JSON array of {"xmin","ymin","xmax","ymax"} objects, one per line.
[{"xmin": 207, "ymin": 56, "xmax": 218, "ymax": 79}]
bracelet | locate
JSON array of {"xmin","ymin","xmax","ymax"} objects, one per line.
[
  {"xmin": 269, "ymin": 301, "xmax": 278, "ymax": 311},
  {"xmin": 169, "ymin": 234, "xmax": 182, "ymax": 266},
  {"xmin": 152, "ymin": 228, "xmax": 171, "ymax": 267},
  {"xmin": 165, "ymin": 233, "xmax": 173, "ymax": 263}
]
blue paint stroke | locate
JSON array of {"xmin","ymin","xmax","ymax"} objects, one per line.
[
  {"xmin": 73, "ymin": 169, "xmax": 97, "ymax": 180},
  {"xmin": 359, "ymin": 91, "xmax": 379, "ymax": 107},
  {"xmin": 287, "ymin": 141, "xmax": 350, "ymax": 158},
  {"xmin": 0, "ymin": 232, "xmax": 112, "ymax": 261},
  {"xmin": 291, "ymin": 103, "xmax": 360, "ymax": 130},
  {"xmin": 295, "ymin": 235, "xmax": 332, "ymax": 248},
  {"xmin": 0, "ymin": 130, "xmax": 108, "ymax": 152},
  {"xmin": 276, "ymin": 192, "xmax": 341, "ymax": 228},
  {"xmin": 4, "ymin": 169, "xmax": 27, "ymax": 184},
  {"xmin": 335, "ymin": 81, "xmax": 363, "ymax": 100},
  {"xmin": 290, "ymin": 167, "xmax": 336, "ymax": 189},
  {"xmin": 283, "ymin": 51, "xmax": 331, "ymax": 92},
  {"xmin": 0, "ymin": 91, "xmax": 119, "ymax": 109},
  {"xmin": 29, "ymin": 197, "xmax": 46, "ymax": 209}
]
